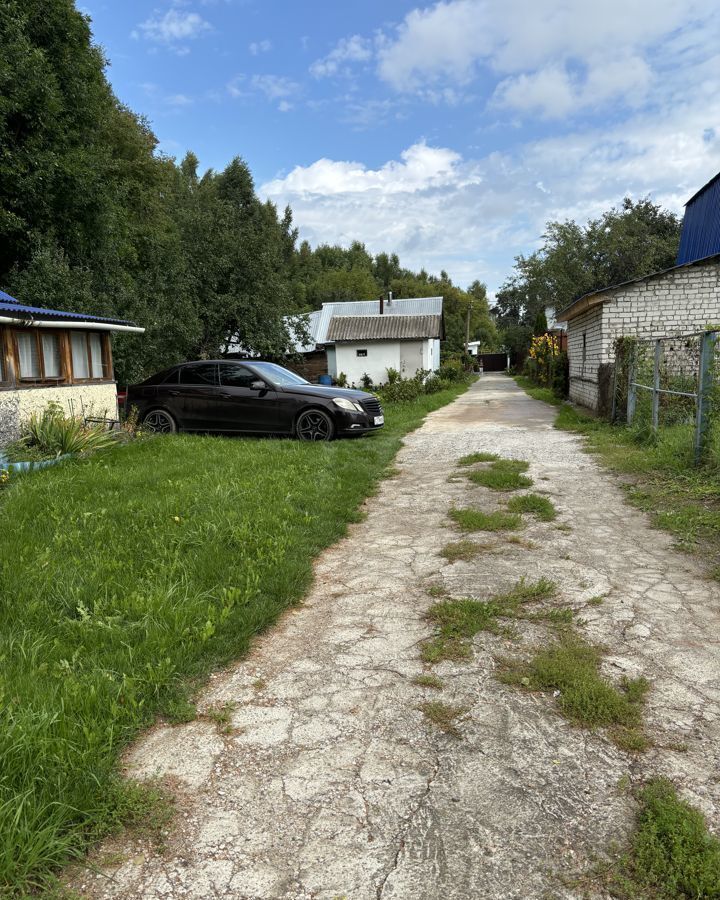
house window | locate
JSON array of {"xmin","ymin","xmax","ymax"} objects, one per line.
[
  {"xmin": 71, "ymin": 331, "xmax": 107, "ymax": 380},
  {"xmin": 356, "ymin": 349, "xmax": 368, "ymax": 357},
  {"xmin": 14, "ymin": 330, "xmax": 64, "ymax": 382}
]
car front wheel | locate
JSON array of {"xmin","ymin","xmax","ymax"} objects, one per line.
[
  {"xmin": 296, "ymin": 409, "xmax": 334, "ymax": 442},
  {"xmin": 142, "ymin": 409, "xmax": 177, "ymax": 434}
]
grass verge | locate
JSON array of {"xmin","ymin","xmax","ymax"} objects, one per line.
[
  {"xmin": 449, "ymin": 507, "xmax": 523, "ymax": 532},
  {"xmin": 497, "ymin": 634, "xmax": 651, "ymax": 751},
  {"xmin": 0, "ymin": 382, "xmax": 469, "ymax": 895},
  {"xmin": 422, "ymin": 578, "xmax": 559, "ymax": 663},
  {"xmin": 507, "ymin": 493, "xmax": 558, "ymax": 521},
  {"xmin": 512, "ymin": 374, "xmax": 563, "ymax": 406}
]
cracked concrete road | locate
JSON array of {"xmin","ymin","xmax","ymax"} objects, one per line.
[{"xmin": 69, "ymin": 375, "xmax": 720, "ymax": 899}]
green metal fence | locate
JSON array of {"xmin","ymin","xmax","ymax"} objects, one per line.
[{"xmin": 612, "ymin": 331, "xmax": 720, "ymax": 465}]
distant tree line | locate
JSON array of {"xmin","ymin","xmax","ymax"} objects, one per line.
[
  {"xmin": 495, "ymin": 198, "xmax": 682, "ymax": 360},
  {"xmin": 0, "ymin": 0, "xmax": 496, "ymax": 384}
]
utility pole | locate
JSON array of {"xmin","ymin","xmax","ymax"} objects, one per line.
[{"xmin": 464, "ymin": 301, "xmax": 473, "ymax": 354}]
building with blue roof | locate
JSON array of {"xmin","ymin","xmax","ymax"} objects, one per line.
[
  {"xmin": 0, "ymin": 290, "xmax": 143, "ymax": 445},
  {"xmin": 558, "ymin": 172, "xmax": 720, "ymax": 412}
]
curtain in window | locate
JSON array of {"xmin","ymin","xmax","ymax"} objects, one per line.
[
  {"xmin": 41, "ymin": 333, "xmax": 61, "ymax": 378},
  {"xmin": 89, "ymin": 333, "xmax": 103, "ymax": 378},
  {"xmin": 17, "ymin": 333, "xmax": 40, "ymax": 378},
  {"xmin": 71, "ymin": 332, "xmax": 89, "ymax": 378}
]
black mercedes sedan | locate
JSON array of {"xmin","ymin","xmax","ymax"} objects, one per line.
[{"xmin": 125, "ymin": 360, "xmax": 384, "ymax": 441}]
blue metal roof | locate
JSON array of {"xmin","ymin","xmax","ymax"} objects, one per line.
[
  {"xmin": 0, "ymin": 290, "xmax": 135, "ymax": 327},
  {"xmin": 676, "ymin": 171, "xmax": 720, "ymax": 266}
]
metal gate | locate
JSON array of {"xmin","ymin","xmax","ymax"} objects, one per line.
[{"xmin": 477, "ymin": 352, "xmax": 508, "ymax": 372}]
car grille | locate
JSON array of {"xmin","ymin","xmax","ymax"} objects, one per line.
[{"xmin": 360, "ymin": 397, "xmax": 383, "ymax": 416}]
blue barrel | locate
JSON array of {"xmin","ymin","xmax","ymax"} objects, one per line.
[{"xmin": 318, "ymin": 374, "xmax": 332, "ymax": 385}]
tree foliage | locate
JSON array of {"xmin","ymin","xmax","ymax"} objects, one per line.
[{"xmin": 495, "ymin": 198, "xmax": 682, "ymax": 333}]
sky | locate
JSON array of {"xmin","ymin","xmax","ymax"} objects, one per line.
[{"xmin": 82, "ymin": 0, "xmax": 720, "ymax": 295}]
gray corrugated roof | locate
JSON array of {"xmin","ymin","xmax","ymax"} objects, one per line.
[
  {"xmin": 283, "ymin": 296, "xmax": 444, "ymax": 351},
  {"xmin": 327, "ymin": 314, "xmax": 443, "ymax": 342}
]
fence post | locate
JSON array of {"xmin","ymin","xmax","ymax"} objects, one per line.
[
  {"xmin": 627, "ymin": 346, "xmax": 637, "ymax": 425},
  {"xmin": 694, "ymin": 330, "xmax": 717, "ymax": 465},
  {"xmin": 651, "ymin": 339, "xmax": 661, "ymax": 431}
]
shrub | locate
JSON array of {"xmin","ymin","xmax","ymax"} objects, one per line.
[
  {"xmin": 424, "ymin": 375, "xmax": 452, "ymax": 394},
  {"xmin": 12, "ymin": 403, "xmax": 117, "ymax": 459},
  {"xmin": 360, "ymin": 372, "xmax": 373, "ymax": 389},
  {"xmin": 386, "ymin": 367, "xmax": 400, "ymax": 384},
  {"xmin": 437, "ymin": 359, "xmax": 465, "ymax": 382},
  {"xmin": 335, "ymin": 372, "xmax": 348, "ymax": 387}
]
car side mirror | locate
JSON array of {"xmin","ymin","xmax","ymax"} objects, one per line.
[{"xmin": 250, "ymin": 380, "xmax": 266, "ymax": 391}]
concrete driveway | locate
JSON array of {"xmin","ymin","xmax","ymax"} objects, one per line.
[{"xmin": 69, "ymin": 374, "xmax": 720, "ymax": 899}]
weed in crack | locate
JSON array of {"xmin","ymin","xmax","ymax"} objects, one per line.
[
  {"xmin": 419, "ymin": 701, "xmax": 467, "ymax": 737},
  {"xmin": 508, "ymin": 493, "xmax": 558, "ymax": 522},
  {"xmin": 497, "ymin": 635, "xmax": 651, "ymax": 751},
  {"xmin": 422, "ymin": 578, "xmax": 558, "ymax": 663},
  {"xmin": 412, "ymin": 674, "xmax": 444, "ymax": 690},
  {"xmin": 467, "ymin": 458, "xmax": 533, "ymax": 492},
  {"xmin": 457, "ymin": 452, "xmax": 500, "ymax": 466},
  {"xmin": 440, "ymin": 539, "xmax": 490, "ymax": 562},
  {"xmin": 449, "ymin": 508, "xmax": 523, "ymax": 532}
]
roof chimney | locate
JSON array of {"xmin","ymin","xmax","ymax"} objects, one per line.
[
  {"xmin": 387, "ymin": 291, "xmax": 392, "ymax": 306},
  {"xmin": 379, "ymin": 294, "xmax": 384, "ymax": 315}
]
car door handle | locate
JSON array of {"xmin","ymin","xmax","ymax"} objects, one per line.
[
  {"xmin": 219, "ymin": 392, "xmax": 234, "ymax": 399},
  {"xmin": 168, "ymin": 390, "xmax": 180, "ymax": 396}
]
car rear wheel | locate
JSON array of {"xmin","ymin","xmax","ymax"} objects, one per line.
[
  {"xmin": 142, "ymin": 409, "xmax": 177, "ymax": 434},
  {"xmin": 296, "ymin": 409, "xmax": 334, "ymax": 442}
]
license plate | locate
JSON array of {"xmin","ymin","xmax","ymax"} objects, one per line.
[{"xmin": 374, "ymin": 415, "xmax": 384, "ymax": 425}]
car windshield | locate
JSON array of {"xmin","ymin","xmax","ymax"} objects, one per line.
[{"xmin": 251, "ymin": 362, "xmax": 310, "ymax": 387}]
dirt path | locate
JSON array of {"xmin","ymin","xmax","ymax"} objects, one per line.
[{"xmin": 70, "ymin": 375, "xmax": 720, "ymax": 899}]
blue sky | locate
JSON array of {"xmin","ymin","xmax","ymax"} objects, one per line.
[{"xmin": 83, "ymin": 0, "xmax": 720, "ymax": 294}]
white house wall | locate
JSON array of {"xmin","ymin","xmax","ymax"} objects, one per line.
[
  {"xmin": 567, "ymin": 260, "xmax": 720, "ymax": 410},
  {"xmin": 0, "ymin": 383, "xmax": 118, "ymax": 446},
  {"xmin": 334, "ymin": 341, "xmax": 402, "ymax": 387}
]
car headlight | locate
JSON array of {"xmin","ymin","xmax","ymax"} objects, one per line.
[{"xmin": 333, "ymin": 397, "xmax": 364, "ymax": 412}]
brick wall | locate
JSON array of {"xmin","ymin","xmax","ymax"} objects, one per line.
[
  {"xmin": 568, "ymin": 306, "xmax": 603, "ymax": 409},
  {"xmin": 568, "ymin": 259, "xmax": 720, "ymax": 410}
]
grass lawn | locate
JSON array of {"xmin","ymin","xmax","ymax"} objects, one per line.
[{"xmin": 0, "ymin": 382, "xmax": 468, "ymax": 895}]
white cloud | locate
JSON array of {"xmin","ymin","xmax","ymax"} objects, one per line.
[
  {"xmin": 249, "ymin": 39, "xmax": 271, "ymax": 55},
  {"xmin": 227, "ymin": 74, "xmax": 300, "ymax": 111},
  {"xmin": 250, "ymin": 74, "xmax": 299, "ymax": 100},
  {"xmin": 368, "ymin": 0, "xmax": 719, "ymax": 117},
  {"xmin": 166, "ymin": 93, "xmax": 193, "ymax": 107},
  {"xmin": 260, "ymin": 87, "xmax": 720, "ymax": 290},
  {"xmin": 134, "ymin": 9, "xmax": 211, "ymax": 49},
  {"xmin": 310, "ymin": 35, "xmax": 373, "ymax": 78}
]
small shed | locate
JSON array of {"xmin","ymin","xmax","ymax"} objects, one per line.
[{"xmin": 0, "ymin": 290, "xmax": 143, "ymax": 444}]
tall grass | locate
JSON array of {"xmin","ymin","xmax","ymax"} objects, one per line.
[{"xmin": 0, "ymin": 383, "xmax": 468, "ymax": 894}]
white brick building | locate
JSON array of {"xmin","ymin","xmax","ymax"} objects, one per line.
[{"xmin": 557, "ymin": 254, "xmax": 720, "ymax": 411}]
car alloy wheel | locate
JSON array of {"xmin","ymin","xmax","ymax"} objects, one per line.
[
  {"xmin": 142, "ymin": 409, "xmax": 177, "ymax": 434},
  {"xmin": 296, "ymin": 409, "xmax": 334, "ymax": 441}
]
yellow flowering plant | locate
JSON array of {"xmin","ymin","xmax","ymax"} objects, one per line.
[{"xmin": 528, "ymin": 334, "xmax": 560, "ymax": 384}]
